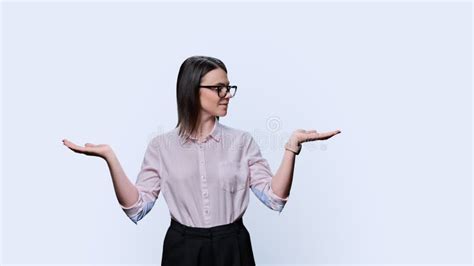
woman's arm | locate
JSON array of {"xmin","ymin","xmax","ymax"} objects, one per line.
[
  {"xmin": 271, "ymin": 129, "xmax": 342, "ymax": 198},
  {"xmin": 271, "ymin": 149, "xmax": 296, "ymax": 199},
  {"xmin": 62, "ymin": 139, "xmax": 139, "ymax": 208},
  {"xmin": 104, "ymin": 151, "xmax": 140, "ymax": 208}
]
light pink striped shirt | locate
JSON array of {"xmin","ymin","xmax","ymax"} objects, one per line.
[{"xmin": 120, "ymin": 117, "xmax": 289, "ymax": 227}]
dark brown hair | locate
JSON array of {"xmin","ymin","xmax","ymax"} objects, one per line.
[{"xmin": 175, "ymin": 55, "xmax": 228, "ymax": 139}]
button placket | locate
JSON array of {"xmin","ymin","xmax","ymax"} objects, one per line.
[{"xmin": 197, "ymin": 141, "xmax": 211, "ymax": 222}]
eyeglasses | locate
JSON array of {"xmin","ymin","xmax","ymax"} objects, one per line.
[{"xmin": 200, "ymin": 84, "xmax": 238, "ymax": 98}]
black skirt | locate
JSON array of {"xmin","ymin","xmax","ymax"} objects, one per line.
[{"xmin": 161, "ymin": 217, "xmax": 256, "ymax": 266}]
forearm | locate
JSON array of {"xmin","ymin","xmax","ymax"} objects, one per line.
[
  {"xmin": 104, "ymin": 151, "xmax": 139, "ymax": 208},
  {"xmin": 271, "ymin": 149, "xmax": 296, "ymax": 199}
]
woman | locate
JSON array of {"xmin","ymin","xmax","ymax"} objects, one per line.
[{"xmin": 62, "ymin": 55, "xmax": 341, "ymax": 266}]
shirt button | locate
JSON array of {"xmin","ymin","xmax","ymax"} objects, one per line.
[
  {"xmin": 203, "ymin": 191, "xmax": 208, "ymax": 197},
  {"xmin": 201, "ymin": 175, "xmax": 205, "ymax": 180},
  {"xmin": 204, "ymin": 209, "xmax": 209, "ymax": 215}
]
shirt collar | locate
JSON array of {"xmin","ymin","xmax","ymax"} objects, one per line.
[{"xmin": 179, "ymin": 117, "xmax": 222, "ymax": 145}]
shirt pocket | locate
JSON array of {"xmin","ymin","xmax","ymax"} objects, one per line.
[{"xmin": 218, "ymin": 161, "xmax": 248, "ymax": 193}]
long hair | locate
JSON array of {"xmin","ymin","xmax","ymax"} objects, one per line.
[{"xmin": 175, "ymin": 55, "xmax": 227, "ymax": 139}]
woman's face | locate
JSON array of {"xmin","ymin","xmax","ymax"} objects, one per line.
[{"xmin": 199, "ymin": 68, "xmax": 232, "ymax": 118}]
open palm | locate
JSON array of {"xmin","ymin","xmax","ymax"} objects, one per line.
[
  {"xmin": 291, "ymin": 129, "xmax": 342, "ymax": 145},
  {"xmin": 62, "ymin": 139, "xmax": 112, "ymax": 159}
]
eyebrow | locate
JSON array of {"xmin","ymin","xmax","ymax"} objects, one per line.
[{"xmin": 214, "ymin": 82, "xmax": 230, "ymax": 86}]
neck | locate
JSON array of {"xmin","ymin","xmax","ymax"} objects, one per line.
[{"xmin": 191, "ymin": 116, "xmax": 216, "ymax": 140}]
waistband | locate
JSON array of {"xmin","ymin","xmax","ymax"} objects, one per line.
[{"xmin": 170, "ymin": 217, "xmax": 244, "ymax": 238}]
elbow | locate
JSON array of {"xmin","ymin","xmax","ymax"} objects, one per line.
[
  {"xmin": 123, "ymin": 208, "xmax": 146, "ymax": 225},
  {"xmin": 123, "ymin": 200, "xmax": 156, "ymax": 225},
  {"xmin": 122, "ymin": 205, "xmax": 144, "ymax": 225},
  {"xmin": 270, "ymin": 201, "xmax": 286, "ymax": 213},
  {"xmin": 128, "ymin": 212, "xmax": 141, "ymax": 225},
  {"xmin": 120, "ymin": 191, "xmax": 144, "ymax": 224},
  {"xmin": 264, "ymin": 196, "xmax": 287, "ymax": 212},
  {"xmin": 268, "ymin": 189, "xmax": 289, "ymax": 212}
]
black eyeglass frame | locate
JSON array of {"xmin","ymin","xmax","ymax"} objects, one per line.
[{"xmin": 199, "ymin": 85, "xmax": 238, "ymax": 98}]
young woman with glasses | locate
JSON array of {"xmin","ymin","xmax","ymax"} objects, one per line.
[{"xmin": 62, "ymin": 55, "xmax": 341, "ymax": 266}]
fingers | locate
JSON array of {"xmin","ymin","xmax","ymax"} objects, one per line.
[
  {"xmin": 62, "ymin": 139, "xmax": 88, "ymax": 153},
  {"xmin": 62, "ymin": 139, "xmax": 107, "ymax": 158},
  {"xmin": 299, "ymin": 129, "xmax": 341, "ymax": 142},
  {"xmin": 62, "ymin": 139, "xmax": 75, "ymax": 148},
  {"xmin": 319, "ymin": 130, "xmax": 341, "ymax": 140},
  {"xmin": 299, "ymin": 131, "xmax": 319, "ymax": 143},
  {"xmin": 64, "ymin": 142, "xmax": 83, "ymax": 152}
]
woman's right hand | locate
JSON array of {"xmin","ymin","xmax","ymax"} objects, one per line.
[{"xmin": 62, "ymin": 139, "xmax": 113, "ymax": 160}]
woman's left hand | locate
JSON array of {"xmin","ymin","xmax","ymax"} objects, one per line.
[{"xmin": 290, "ymin": 129, "xmax": 342, "ymax": 146}]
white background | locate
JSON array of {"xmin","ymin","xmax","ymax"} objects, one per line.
[{"xmin": 1, "ymin": 0, "xmax": 472, "ymax": 265}]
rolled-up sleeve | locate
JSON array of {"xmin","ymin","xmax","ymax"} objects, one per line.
[
  {"xmin": 244, "ymin": 133, "xmax": 289, "ymax": 213},
  {"xmin": 120, "ymin": 138, "xmax": 162, "ymax": 224}
]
